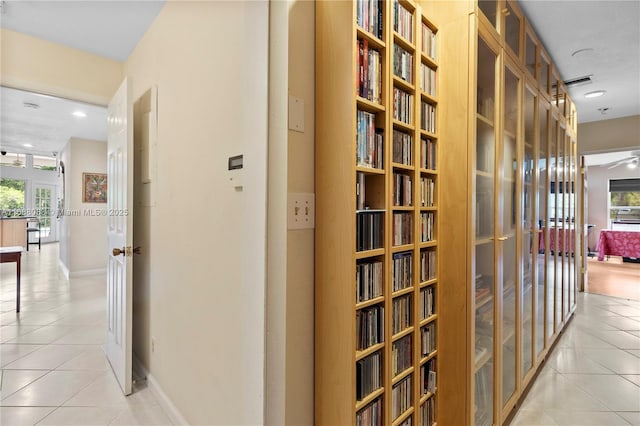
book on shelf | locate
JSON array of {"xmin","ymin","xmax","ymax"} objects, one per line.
[
  {"xmin": 392, "ymin": 294, "xmax": 412, "ymax": 335},
  {"xmin": 421, "ymin": 322, "xmax": 436, "ymax": 357},
  {"xmin": 356, "ymin": 351, "xmax": 383, "ymax": 401},
  {"xmin": 420, "ymin": 212, "xmax": 434, "ymax": 242},
  {"xmin": 421, "ymin": 138, "xmax": 436, "ymax": 170},
  {"xmin": 421, "ymin": 63, "xmax": 436, "ymax": 97},
  {"xmin": 420, "ymin": 249, "xmax": 436, "ymax": 282},
  {"xmin": 356, "ymin": 0, "xmax": 383, "ymax": 39},
  {"xmin": 357, "ymin": 110, "xmax": 384, "ymax": 169},
  {"xmin": 393, "ymin": 129, "xmax": 413, "ymax": 165},
  {"xmin": 392, "ymin": 251, "xmax": 413, "ymax": 291},
  {"xmin": 357, "ymin": 259, "xmax": 384, "ymax": 303},
  {"xmin": 422, "ymin": 22, "xmax": 437, "ymax": 59},
  {"xmin": 393, "ymin": 172, "xmax": 413, "ymax": 206},
  {"xmin": 420, "ymin": 284, "xmax": 435, "ymax": 319},
  {"xmin": 393, "ymin": 88, "xmax": 414, "ymax": 125},
  {"xmin": 421, "ymin": 358, "xmax": 437, "ymax": 395},
  {"xmin": 358, "ymin": 38, "xmax": 383, "ymax": 104},
  {"xmin": 357, "ymin": 211, "xmax": 384, "ymax": 251},
  {"xmin": 420, "ymin": 102, "xmax": 436, "ymax": 133},
  {"xmin": 393, "ymin": 212, "xmax": 413, "ymax": 246},
  {"xmin": 421, "ymin": 397, "xmax": 435, "ymax": 426},
  {"xmin": 356, "ymin": 397, "xmax": 383, "ymax": 426},
  {"xmin": 393, "ymin": 44, "xmax": 414, "ymax": 84},
  {"xmin": 357, "ymin": 305, "xmax": 385, "ymax": 350},
  {"xmin": 391, "ymin": 375, "xmax": 412, "ymax": 420},
  {"xmin": 420, "ymin": 176, "xmax": 435, "ymax": 207},
  {"xmin": 393, "ymin": 0, "xmax": 414, "ymax": 43},
  {"xmin": 392, "ymin": 334, "xmax": 412, "ymax": 376}
]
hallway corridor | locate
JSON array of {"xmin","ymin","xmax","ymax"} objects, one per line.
[{"xmin": 1, "ymin": 244, "xmax": 171, "ymax": 425}]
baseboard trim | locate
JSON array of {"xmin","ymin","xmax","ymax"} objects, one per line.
[
  {"xmin": 58, "ymin": 260, "xmax": 70, "ymax": 280},
  {"xmin": 69, "ymin": 268, "xmax": 107, "ymax": 278},
  {"xmin": 148, "ymin": 372, "xmax": 189, "ymax": 426}
]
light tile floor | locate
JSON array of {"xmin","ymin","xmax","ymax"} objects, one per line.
[
  {"xmin": 1, "ymin": 244, "xmax": 172, "ymax": 426},
  {"xmin": 512, "ymin": 292, "xmax": 640, "ymax": 426}
]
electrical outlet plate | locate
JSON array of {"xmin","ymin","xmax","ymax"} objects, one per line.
[{"xmin": 288, "ymin": 193, "xmax": 315, "ymax": 230}]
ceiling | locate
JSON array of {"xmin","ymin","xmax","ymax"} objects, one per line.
[
  {"xmin": 519, "ymin": 0, "xmax": 640, "ymax": 123},
  {"xmin": 0, "ymin": 0, "xmax": 637, "ymax": 157},
  {"xmin": 0, "ymin": 86, "xmax": 107, "ymax": 156}
]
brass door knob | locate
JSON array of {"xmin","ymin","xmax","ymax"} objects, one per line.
[{"xmin": 113, "ymin": 247, "xmax": 125, "ymax": 256}]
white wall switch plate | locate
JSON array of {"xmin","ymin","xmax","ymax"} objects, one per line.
[
  {"xmin": 288, "ymin": 192, "xmax": 315, "ymax": 230},
  {"xmin": 288, "ymin": 95, "xmax": 305, "ymax": 133}
]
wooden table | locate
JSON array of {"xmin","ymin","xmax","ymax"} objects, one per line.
[
  {"xmin": 0, "ymin": 246, "xmax": 23, "ymax": 312},
  {"xmin": 596, "ymin": 230, "xmax": 640, "ymax": 261}
]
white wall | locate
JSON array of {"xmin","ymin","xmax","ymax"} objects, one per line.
[
  {"xmin": 125, "ymin": 1, "xmax": 268, "ymax": 424},
  {"xmin": 59, "ymin": 138, "xmax": 108, "ymax": 276},
  {"xmin": 585, "ymin": 165, "xmax": 640, "ymax": 249},
  {"xmin": 578, "ymin": 115, "xmax": 640, "ymax": 154}
]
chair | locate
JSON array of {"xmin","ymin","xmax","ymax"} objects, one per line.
[{"xmin": 26, "ymin": 218, "xmax": 41, "ymax": 251}]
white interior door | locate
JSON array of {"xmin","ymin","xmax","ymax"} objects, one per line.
[
  {"xmin": 105, "ymin": 78, "xmax": 134, "ymax": 395},
  {"xmin": 32, "ymin": 183, "xmax": 57, "ymax": 242}
]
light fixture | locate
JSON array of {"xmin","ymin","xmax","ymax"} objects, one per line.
[
  {"xmin": 584, "ymin": 90, "xmax": 606, "ymax": 98},
  {"xmin": 629, "ymin": 158, "xmax": 639, "ymax": 169},
  {"xmin": 72, "ymin": 111, "xmax": 87, "ymax": 118},
  {"xmin": 23, "ymin": 143, "xmax": 33, "ymax": 148}
]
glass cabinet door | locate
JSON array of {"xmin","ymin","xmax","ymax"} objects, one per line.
[
  {"xmin": 569, "ymin": 138, "xmax": 577, "ymax": 311},
  {"xmin": 478, "ymin": 0, "xmax": 498, "ymax": 30},
  {"xmin": 501, "ymin": 64, "xmax": 519, "ymax": 408},
  {"xmin": 473, "ymin": 34, "xmax": 497, "ymax": 426},
  {"xmin": 536, "ymin": 101, "xmax": 548, "ymax": 357},
  {"xmin": 555, "ymin": 123, "xmax": 563, "ymax": 330},
  {"xmin": 522, "ymin": 87, "xmax": 536, "ymax": 378},
  {"xmin": 504, "ymin": 0, "xmax": 521, "ymax": 58},
  {"xmin": 549, "ymin": 115, "xmax": 559, "ymax": 336}
]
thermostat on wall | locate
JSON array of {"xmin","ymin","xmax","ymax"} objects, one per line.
[{"xmin": 228, "ymin": 155, "xmax": 244, "ymax": 190}]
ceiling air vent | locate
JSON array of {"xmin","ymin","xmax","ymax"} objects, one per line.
[
  {"xmin": 563, "ymin": 75, "xmax": 593, "ymax": 87},
  {"xmin": 23, "ymin": 102, "xmax": 40, "ymax": 109}
]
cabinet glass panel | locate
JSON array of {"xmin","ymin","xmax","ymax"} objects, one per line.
[
  {"xmin": 569, "ymin": 140, "xmax": 577, "ymax": 311},
  {"xmin": 522, "ymin": 87, "xmax": 535, "ymax": 377},
  {"xmin": 538, "ymin": 55, "xmax": 550, "ymax": 95},
  {"xmin": 478, "ymin": 0, "xmax": 498, "ymax": 29},
  {"xmin": 563, "ymin": 133, "xmax": 571, "ymax": 319},
  {"xmin": 505, "ymin": 1, "xmax": 521, "ymax": 57},
  {"xmin": 474, "ymin": 36, "xmax": 496, "ymax": 426},
  {"xmin": 555, "ymin": 124, "xmax": 563, "ymax": 330},
  {"xmin": 525, "ymin": 33, "xmax": 536, "ymax": 77},
  {"xmin": 549, "ymin": 116, "xmax": 558, "ymax": 336},
  {"xmin": 551, "ymin": 73, "xmax": 559, "ymax": 110},
  {"xmin": 536, "ymin": 103, "xmax": 548, "ymax": 355},
  {"xmin": 501, "ymin": 66, "xmax": 518, "ymax": 407}
]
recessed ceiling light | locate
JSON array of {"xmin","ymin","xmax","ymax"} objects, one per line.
[
  {"xmin": 23, "ymin": 143, "xmax": 33, "ymax": 148},
  {"xmin": 585, "ymin": 90, "xmax": 606, "ymax": 98},
  {"xmin": 72, "ymin": 111, "xmax": 87, "ymax": 118}
]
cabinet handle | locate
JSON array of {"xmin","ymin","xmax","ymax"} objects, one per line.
[{"xmin": 498, "ymin": 236, "xmax": 508, "ymax": 241}]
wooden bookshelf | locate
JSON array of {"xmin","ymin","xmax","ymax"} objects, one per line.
[{"xmin": 316, "ymin": 1, "xmax": 439, "ymax": 424}]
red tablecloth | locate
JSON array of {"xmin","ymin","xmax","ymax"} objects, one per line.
[
  {"xmin": 596, "ymin": 230, "xmax": 640, "ymax": 261},
  {"xmin": 538, "ymin": 227, "xmax": 575, "ymax": 254}
]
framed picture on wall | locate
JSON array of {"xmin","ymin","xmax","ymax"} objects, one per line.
[{"xmin": 83, "ymin": 173, "xmax": 107, "ymax": 203}]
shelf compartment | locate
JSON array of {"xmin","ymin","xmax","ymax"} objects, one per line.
[
  {"xmin": 419, "ymin": 313, "xmax": 438, "ymax": 328},
  {"xmin": 392, "ymin": 407, "xmax": 415, "ymax": 426},
  {"xmin": 393, "ymin": 206, "xmax": 414, "ymax": 212},
  {"xmin": 392, "ymin": 326, "xmax": 414, "ymax": 342},
  {"xmin": 392, "ymin": 366, "xmax": 414, "ymax": 385},
  {"xmin": 356, "ymin": 342, "xmax": 385, "ymax": 362},
  {"xmin": 393, "ymin": 119, "xmax": 415, "ymax": 132},
  {"xmin": 475, "ymin": 294, "xmax": 493, "ymax": 310},
  {"xmin": 420, "ymin": 129, "xmax": 437, "ymax": 139},
  {"xmin": 474, "ymin": 351, "xmax": 492, "ymax": 373},
  {"xmin": 356, "ymin": 165, "xmax": 386, "ymax": 175},
  {"xmin": 420, "ymin": 168, "xmax": 438, "ymax": 175},
  {"xmin": 357, "ymin": 96, "xmax": 386, "ymax": 113},
  {"xmin": 421, "ymin": 52, "xmax": 438, "ymax": 69},
  {"xmin": 356, "ymin": 27, "xmax": 386, "ymax": 50},
  {"xmin": 419, "ymin": 391, "xmax": 435, "ymax": 405},
  {"xmin": 419, "ymin": 241, "xmax": 437, "ymax": 249},
  {"xmin": 420, "ymin": 349, "xmax": 437, "ymax": 365},
  {"xmin": 420, "ymin": 278, "xmax": 437, "ymax": 288},
  {"xmin": 476, "ymin": 112, "xmax": 494, "ymax": 127},
  {"xmin": 393, "ymin": 32, "xmax": 416, "ymax": 53},
  {"xmin": 392, "ymin": 162, "xmax": 416, "ymax": 171},
  {"xmin": 393, "ymin": 75, "xmax": 416, "ymax": 93},
  {"xmin": 391, "ymin": 244, "xmax": 414, "ymax": 253},
  {"xmin": 355, "ymin": 387, "xmax": 385, "ymax": 411},
  {"xmin": 392, "ymin": 286, "xmax": 415, "ymax": 298},
  {"xmin": 421, "ymin": 92, "xmax": 438, "ymax": 105},
  {"xmin": 355, "ymin": 248, "xmax": 385, "ymax": 260},
  {"xmin": 356, "ymin": 295, "xmax": 385, "ymax": 311}
]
